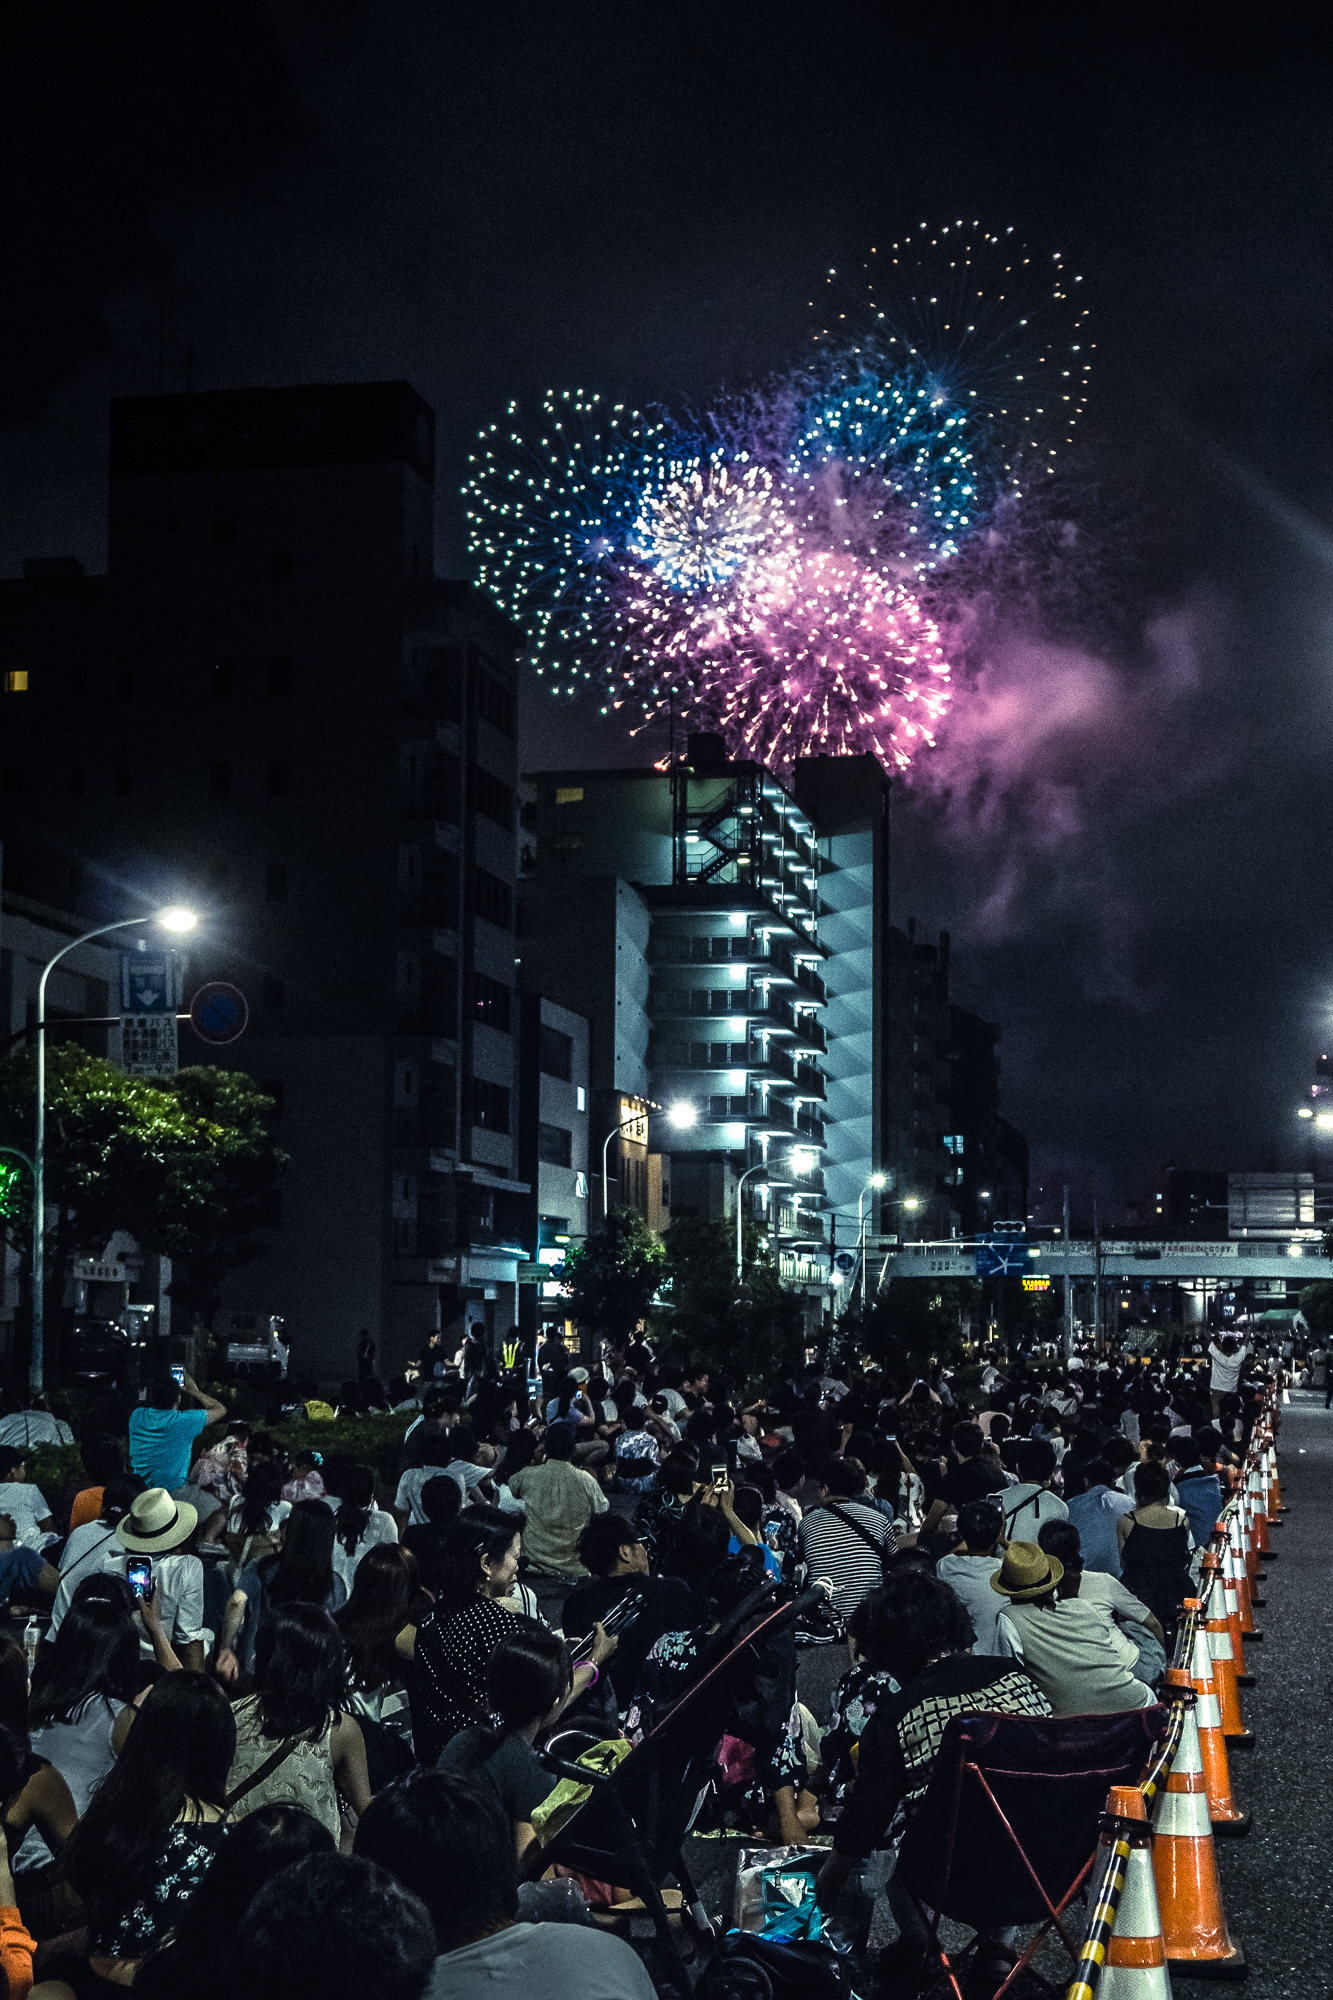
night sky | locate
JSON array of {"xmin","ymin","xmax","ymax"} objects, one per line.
[{"xmin": 7, "ymin": 6, "xmax": 1333, "ymax": 1220}]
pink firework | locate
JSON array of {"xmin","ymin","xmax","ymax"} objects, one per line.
[{"xmin": 610, "ymin": 544, "xmax": 952, "ymax": 774}]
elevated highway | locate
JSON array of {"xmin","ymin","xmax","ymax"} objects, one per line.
[{"xmin": 871, "ymin": 1237, "xmax": 1332, "ymax": 1283}]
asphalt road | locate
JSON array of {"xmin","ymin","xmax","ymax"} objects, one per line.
[{"xmin": 1199, "ymin": 1389, "xmax": 1332, "ymax": 1997}]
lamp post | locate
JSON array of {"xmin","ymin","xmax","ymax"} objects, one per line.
[
  {"xmin": 31, "ymin": 906, "xmax": 197, "ymax": 1389},
  {"xmin": 857, "ymin": 1172, "xmax": 888, "ymax": 1307},
  {"xmin": 736, "ymin": 1159, "xmax": 770, "ymax": 1280},
  {"xmin": 601, "ymin": 1098, "xmax": 696, "ymax": 1219}
]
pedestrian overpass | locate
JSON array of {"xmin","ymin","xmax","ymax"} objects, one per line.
[{"xmin": 870, "ymin": 1238, "xmax": 1333, "ymax": 1283}]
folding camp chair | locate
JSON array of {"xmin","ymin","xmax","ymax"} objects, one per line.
[
  {"xmin": 894, "ymin": 1705, "xmax": 1171, "ymax": 2000},
  {"xmin": 536, "ymin": 1587, "xmax": 821, "ymax": 1992}
]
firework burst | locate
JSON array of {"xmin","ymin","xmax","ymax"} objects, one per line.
[{"xmin": 465, "ymin": 227, "xmax": 1091, "ymax": 774}]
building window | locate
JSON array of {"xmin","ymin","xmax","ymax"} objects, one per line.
[
  {"xmin": 267, "ymin": 760, "xmax": 290, "ymax": 797},
  {"xmin": 69, "ymin": 767, "xmax": 86, "ymax": 795},
  {"xmin": 268, "ymin": 657, "xmax": 292, "ymax": 697},
  {"xmin": 263, "ymin": 976, "xmax": 286, "ymax": 1010},
  {"xmin": 4, "ymin": 671, "xmax": 28, "ymax": 693},
  {"xmin": 539, "ymin": 1023, "xmax": 573, "ymax": 1080},
  {"xmin": 538, "ymin": 1122, "xmax": 573, "ymax": 1167},
  {"xmin": 213, "ymin": 519, "xmax": 237, "ymax": 547},
  {"xmin": 472, "ymin": 867, "xmax": 512, "ymax": 930},
  {"xmin": 116, "ymin": 667, "xmax": 134, "ymax": 697},
  {"xmin": 209, "ymin": 762, "xmax": 233, "ymax": 799},
  {"xmin": 210, "ymin": 660, "xmax": 234, "ymax": 698},
  {"xmin": 266, "ymin": 862, "xmax": 288, "ymax": 902},
  {"xmin": 115, "ymin": 769, "xmax": 134, "ymax": 797},
  {"xmin": 471, "ymin": 660, "xmax": 516, "ymax": 737},
  {"xmin": 270, "ymin": 550, "xmax": 294, "ymax": 582},
  {"xmin": 944, "ymin": 1134, "xmax": 964, "ymax": 1154},
  {"xmin": 470, "ymin": 765, "xmax": 514, "ymax": 830},
  {"xmin": 470, "ymin": 972, "xmax": 512, "ymax": 1032},
  {"xmin": 471, "ymin": 1079, "xmax": 511, "ymax": 1133}
]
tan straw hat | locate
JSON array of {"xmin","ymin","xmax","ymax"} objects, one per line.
[
  {"xmin": 989, "ymin": 1539, "xmax": 1064, "ymax": 1600},
  {"xmin": 115, "ymin": 1486, "xmax": 198, "ymax": 1554}
]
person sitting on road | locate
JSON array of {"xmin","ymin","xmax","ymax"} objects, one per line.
[
  {"xmin": 935, "ymin": 1498, "xmax": 1008, "ymax": 1653},
  {"xmin": 0, "ymin": 1448, "xmax": 56, "ymax": 1552},
  {"xmin": 435, "ymin": 1623, "xmax": 576, "ymax": 1868},
  {"xmin": 798, "ymin": 1457, "xmax": 895, "ymax": 1623},
  {"xmin": 226, "ymin": 1603, "xmax": 373, "ymax": 1840},
  {"xmin": 239, "ymin": 1850, "xmax": 438, "ymax": 2000},
  {"xmin": 356, "ymin": 1770, "xmax": 657, "ymax": 1999},
  {"xmin": 992, "ymin": 1540, "xmax": 1156, "ymax": 1715},
  {"xmin": 1000, "ymin": 1439, "xmax": 1069, "ymax": 1540},
  {"xmin": 1117, "ymin": 1459, "xmax": 1194, "ymax": 1643},
  {"xmin": 1036, "ymin": 1519, "xmax": 1166, "ymax": 1687},
  {"xmin": 503, "ymin": 1425, "xmax": 606, "ymax": 1578},
  {"xmin": 128, "ymin": 1373, "xmax": 227, "ymax": 1496},
  {"xmin": 560, "ymin": 1514, "xmax": 698, "ymax": 1713},
  {"xmin": 401, "ymin": 1474, "xmax": 463, "ymax": 1595},
  {"xmin": 1169, "ymin": 1435, "xmax": 1224, "ymax": 1549},
  {"xmin": 1065, "ymin": 1459, "xmax": 1137, "ymax": 1577}
]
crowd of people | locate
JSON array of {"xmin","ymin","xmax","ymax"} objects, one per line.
[{"xmin": 0, "ymin": 1328, "xmax": 1284, "ymax": 1998}]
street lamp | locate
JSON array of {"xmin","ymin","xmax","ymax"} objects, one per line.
[
  {"xmin": 736, "ymin": 1158, "xmax": 770, "ymax": 1278},
  {"xmin": 857, "ymin": 1172, "xmax": 888, "ymax": 1305},
  {"xmin": 601, "ymin": 1099, "xmax": 696, "ymax": 1218},
  {"xmin": 32, "ymin": 905, "xmax": 198, "ymax": 1388}
]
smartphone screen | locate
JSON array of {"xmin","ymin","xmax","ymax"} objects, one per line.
[
  {"xmin": 712, "ymin": 1461, "xmax": 728, "ymax": 1487},
  {"xmin": 170, "ymin": 1365, "xmax": 186, "ymax": 1387},
  {"xmin": 126, "ymin": 1557, "xmax": 152, "ymax": 1600}
]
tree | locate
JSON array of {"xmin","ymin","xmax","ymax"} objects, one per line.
[
  {"xmin": 0, "ymin": 1047, "xmax": 287, "ymax": 1371},
  {"xmin": 839, "ymin": 1276, "xmax": 982, "ymax": 1381},
  {"xmin": 1299, "ymin": 1280, "xmax": 1333, "ymax": 1339},
  {"xmin": 654, "ymin": 1215, "xmax": 806, "ymax": 1385},
  {"xmin": 561, "ymin": 1207, "xmax": 666, "ymax": 1348}
]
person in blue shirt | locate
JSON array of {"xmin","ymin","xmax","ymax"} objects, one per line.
[
  {"xmin": 1169, "ymin": 1436, "xmax": 1223, "ymax": 1550},
  {"xmin": 129, "ymin": 1373, "xmax": 227, "ymax": 1494}
]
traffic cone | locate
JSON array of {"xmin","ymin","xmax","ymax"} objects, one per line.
[
  {"xmin": 1240, "ymin": 1488, "xmax": 1265, "ymax": 1598},
  {"xmin": 1204, "ymin": 1548, "xmax": 1252, "ymax": 1686},
  {"xmin": 1248, "ymin": 1464, "xmax": 1272, "ymax": 1557},
  {"xmin": 1181, "ymin": 1628, "xmax": 1251, "ymax": 1830},
  {"xmin": 1262, "ymin": 1437, "xmax": 1284, "ymax": 1524},
  {"xmin": 1151, "ymin": 1676, "xmax": 1247, "ymax": 1979},
  {"xmin": 1095, "ymin": 1786, "xmax": 1172, "ymax": 2000},
  {"xmin": 1227, "ymin": 1516, "xmax": 1261, "ymax": 1641}
]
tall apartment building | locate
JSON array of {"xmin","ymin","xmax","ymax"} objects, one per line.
[{"xmin": 0, "ymin": 383, "xmax": 537, "ymax": 1376}]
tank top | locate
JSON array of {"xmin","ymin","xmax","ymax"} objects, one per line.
[{"xmin": 226, "ymin": 1695, "xmax": 340, "ymax": 1840}]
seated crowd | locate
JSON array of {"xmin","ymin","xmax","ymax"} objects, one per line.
[{"xmin": 0, "ymin": 1336, "xmax": 1272, "ymax": 1998}]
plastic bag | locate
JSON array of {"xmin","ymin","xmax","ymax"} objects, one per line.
[{"xmin": 733, "ymin": 1844, "xmax": 827, "ymax": 1942}]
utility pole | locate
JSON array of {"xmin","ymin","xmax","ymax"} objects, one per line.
[
  {"xmin": 1063, "ymin": 1184, "xmax": 1074, "ymax": 1358},
  {"xmin": 1092, "ymin": 1197, "xmax": 1103, "ymax": 1353}
]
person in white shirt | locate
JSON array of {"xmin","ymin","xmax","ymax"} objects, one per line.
[
  {"xmin": 991, "ymin": 1541, "xmax": 1155, "ymax": 1715},
  {"xmin": 329, "ymin": 1465, "xmax": 399, "ymax": 1592},
  {"xmin": 394, "ymin": 1438, "xmax": 456, "ymax": 1529},
  {"xmin": 50, "ymin": 1485, "xmax": 207, "ymax": 1669},
  {"xmin": 0, "ymin": 1446, "xmax": 57, "ymax": 1548},
  {"xmin": 1037, "ymin": 1519, "xmax": 1166, "ymax": 1686},
  {"xmin": 999, "ymin": 1439, "xmax": 1069, "ymax": 1540},
  {"xmin": 0, "ymin": 1398, "xmax": 74, "ymax": 1448},
  {"xmin": 935, "ymin": 1499, "xmax": 1008, "ymax": 1654},
  {"xmin": 1207, "ymin": 1338, "xmax": 1250, "ymax": 1415}
]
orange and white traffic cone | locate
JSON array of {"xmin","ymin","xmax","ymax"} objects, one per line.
[
  {"xmin": 1151, "ymin": 1674, "xmax": 1247, "ymax": 1979},
  {"xmin": 1227, "ymin": 1514, "xmax": 1261, "ymax": 1641},
  {"xmin": 1096, "ymin": 1786, "xmax": 1172, "ymax": 2000},
  {"xmin": 1248, "ymin": 1464, "xmax": 1272, "ymax": 1557},
  {"xmin": 1240, "ymin": 1486, "xmax": 1266, "ymax": 1600},
  {"xmin": 1261, "ymin": 1436, "xmax": 1284, "ymax": 1524},
  {"xmin": 1180, "ymin": 1626, "xmax": 1251, "ymax": 1830},
  {"xmin": 1203, "ymin": 1548, "xmax": 1252, "ymax": 1690},
  {"xmin": 1267, "ymin": 1437, "xmax": 1286, "ymax": 1515}
]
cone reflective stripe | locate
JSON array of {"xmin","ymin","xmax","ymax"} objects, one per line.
[
  {"xmin": 1261, "ymin": 1438, "xmax": 1283, "ymax": 1523},
  {"xmin": 1183, "ymin": 1624, "xmax": 1251, "ymax": 1828},
  {"xmin": 1214, "ymin": 1547, "xmax": 1250, "ymax": 1678},
  {"xmin": 1151, "ymin": 1680, "xmax": 1246, "ymax": 1977},
  {"xmin": 1069, "ymin": 1787, "xmax": 1170, "ymax": 2000},
  {"xmin": 1227, "ymin": 1516, "xmax": 1260, "ymax": 1639},
  {"xmin": 1267, "ymin": 1439, "xmax": 1286, "ymax": 1514},
  {"xmin": 1201, "ymin": 1567, "xmax": 1250, "ymax": 1745},
  {"xmin": 1239, "ymin": 1487, "xmax": 1265, "ymax": 1598},
  {"xmin": 1248, "ymin": 1465, "xmax": 1271, "ymax": 1556}
]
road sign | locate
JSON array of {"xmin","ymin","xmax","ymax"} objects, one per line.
[
  {"xmin": 976, "ymin": 1234, "xmax": 1033, "ymax": 1278},
  {"xmin": 833, "ymin": 1251, "xmax": 856, "ymax": 1274},
  {"xmin": 120, "ymin": 950, "xmax": 185, "ymax": 1076},
  {"xmin": 189, "ymin": 982, "xmax": 250, "ymax": 1045}
]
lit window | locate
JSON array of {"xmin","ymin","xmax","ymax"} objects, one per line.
[
  {"xmin": 4, "ymin": 671, "xmax": 28, "ymax": 693},
  {"xmin": 555, "ymin": 786, "xmax": 583, "ymax": 804}
]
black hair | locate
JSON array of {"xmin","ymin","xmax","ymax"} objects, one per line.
[
  {"xmin": 1171, "ymin": 1436, "xmax": 1202, "ymax": 1469},
  {"xmin": 543, "ymin": 1422, "xmax": 577, "ymax": 1462},
  {"xmin": 0, "ymin": 1446, "xmax": 24, "ymax": 1479},
  {"xmin": 334, "ymin": 1463, "xmax": 377, "ymax": 1557},
  {"xmin": 419, "ymin": 1475, "xmax": 462, "ymax": 1527},
  {"xmin": 434, "ymin": 1507, "xmax": 523, "ymax": 1622},
  {"xmin": 236, "ymin": 1458, "xmax": 287, "ymax": 1540},
  {"xmin": 1134, "ymin": 1459, "xmax": 1172, "ymax": 1506},
  {"xmin": 952, "ymin": 1422, "xmax": 985, "ymax": 1459},
  {"xmin": 658, "ymin": 1448, "xmax": 700, "ymax": 1495},
  {"xmin": 821, "ymin": 1455, "xmax": 867, "ymax": 1498},
  {"xmin": 703, "ymin": 1548, "xmax": 769, "ymax": 1618},
  {"xmin": 576, "ymin": 1511, "xmax": 639, "ymax": 1577},
  {"xmin": 29, "ymin": 1575, "xmax": 140, "ymax": 1730},
  {"xmin": 336, "ymin": 1544, "xmax": 415, "ymax": 1690},
  {"xmin": 135, "ymin": 1806, "xmax": 335, "ymax": 1997},
  {"xmin": 145, "ymin": 1377, "xmax": 181, "ymax": 1412},
  {"xmin": 661, "ymin": 1504, "xmax": 730, "ymax": 1593},
  {"xmin": 421, "ymin": 1432, "xmax": 454, "ymax": 1468},
  {"xmin": 730, "ymin": 1483, "xmax": 764, "ymax": 1533},
  {"xmin": 772, "ymin": 1447, "xmax": 805, "ymax": 1488},
  {"xmin": 79, "ymin": 1434, "xmax": 125, "ymax": 1487},
  {"xmin": 854, "ymin": 1570, "xmax": 977, "ymax": 1682},
  {"xmin": 240, "ymin": 1852, "xmax": 437, "ymax": 2000},
  {"xmin": 1037, "ymin": 1519, "xmax": 1083, "ymax": 1570},
  {"xmin": 252, "ymin": 1603, "xmax": 347, "ymax": 1742},
  {"xmin": 1016, "ymin": 1438, "xmax": 1057, "ymax": 1485},
  {"xmin": 63, "ymin": 1672, "xmax": 236, "ymax": 1919},
  {"xmin": 355, "ymin": 1770, "xmax": 516, "ymax": 1950},
  {"xmin": 957, "ymin": 1498, "xmax": 1004, "ymax": 1551},
  {"xmin": 100, "ymin": 1472, "xmax": 147, "ymax": 1526},
  {"xmin": 266, "ymin": 1497, "xmax": 337, "ymax": 1608},
  {"xmin": 483, "ymin": 1622, "xmax": 571, "ymax": 1732}
]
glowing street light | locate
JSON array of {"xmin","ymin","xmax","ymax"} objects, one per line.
[
  {"xmin": 32, "ymin": 905, "xmax": 199, "ymax": 1387},
  {"xmin": 666, "ymin": 1101, "xmax": 698, "ymax": 1130},
  {"xmin": 601, "ymin": 1099, "xmax": 697, "ymax": 1217}
]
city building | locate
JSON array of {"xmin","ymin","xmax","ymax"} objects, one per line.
[
  {"xmin": 0, "ymin": 383, "xmax": 528, "ymax": 1377},
  {"xmin": 948, "ymin": 1004, "xmax": 1030, "ymax": 1234},
  {"xmin": 516, "ymin": 993, "xmax": 591, "ymax": 1342}
]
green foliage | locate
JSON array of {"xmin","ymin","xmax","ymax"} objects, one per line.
[
  {"xmin": 198, "ymin": 1408, "xmax": 417, "ymax": 1495},
  {"xmin": 0, "ymin": 1048, "xmax": 287, "ymax": 1327},
  {"xmin": 561, "ymin": 1208, "xmax": 667, "ymax": 1345},
  {"xmin": 654, "ymin": 1215, "xmax": 806, "ymax": 1381},
  {"xmin": 1299, "ymin": 1281, "xmax": 1333, "ymax": 1338},
  {"xmin": 25, "ymin": 1442, "xmax": 85, "ymax": 1501},
  {"xmin": 841, "ymin": 1276, "xmax": 981, "ymax": 1378}
]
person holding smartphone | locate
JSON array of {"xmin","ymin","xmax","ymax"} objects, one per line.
[{"xmin": 129, "ymin": 1372, "xmax": 227, "ymax": 1497}]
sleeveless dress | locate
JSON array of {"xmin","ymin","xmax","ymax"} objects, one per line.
[
  {"xmin": 226, "ymin": 1695, "xmax": 341, "ymax": 1840},
  {"xmin": 1119, "ymin": 1514, "xmax": 1193, "ymax": 1640}
]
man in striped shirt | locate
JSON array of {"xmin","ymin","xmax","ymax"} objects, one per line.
[{"xmin": 797, "ymin": 1457, "xmax": 894, "ymax": 1621}]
